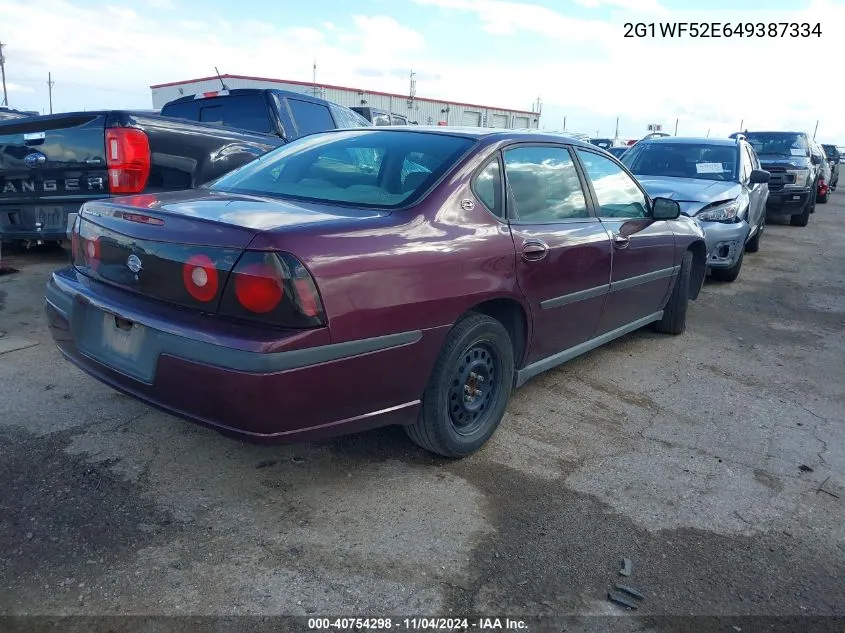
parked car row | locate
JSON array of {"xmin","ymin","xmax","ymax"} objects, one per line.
[{"xmin": 7, "ymin": 86, "xmax": 835, "ymax": 457}]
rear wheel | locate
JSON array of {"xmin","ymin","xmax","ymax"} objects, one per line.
[
  {"xmin": 711, "ymin": 247, "xmax": 744, "ymax": 282},
  {"xmin": 405, "ymin": 312, "xmax": 514, "ymax": 457},
  {"xmin": 818, "ymin": 188, "xmax": 830, "ymax": 203},
  {"xmin": 654, "ymin": 250, "xmax": 692, "ymax": 335}
]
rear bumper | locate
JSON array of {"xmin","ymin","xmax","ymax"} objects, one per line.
[
  {"xmin": 765, "ymin": 189, "xmax": 810, "ymax": 217},
  {"xmin": 45, "ymin": 268, "xmax": 445, "ymax": 443},
  {"xmin": 699, "ymin": 220, "xmax": 750, "ymax": 269},
  {"xmin": 0, "ymin": 203, "xmax": 83, "ymax": 241}
]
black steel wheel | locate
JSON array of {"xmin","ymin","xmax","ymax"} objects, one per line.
[
  {"xmin": 405, "ymin": 312, "xmax": 515, "ymax": 457},
  {"xmin": 447, "ymin": 341, "xmax": 502, "ymax": 436}
]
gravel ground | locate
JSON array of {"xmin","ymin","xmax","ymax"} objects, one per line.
[{"xmin": 0, "ymin": 194, "xmax": 842, "ymax": 631}]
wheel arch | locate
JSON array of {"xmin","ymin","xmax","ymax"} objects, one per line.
[
  {"xmin": 465, "ymin": 297, "xmax": 530, "ymax": 371},
  {"xmin": 687, "ymin": 240, "xmax": 707, "ymax": 300}
]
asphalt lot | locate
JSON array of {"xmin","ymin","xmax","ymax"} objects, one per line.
[{"xmin": 0, "ymin": 196, "xmax": 843, "ymax": 626}]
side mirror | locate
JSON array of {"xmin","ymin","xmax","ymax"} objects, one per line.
[
  {"xmin": 652, "ymin": 197, "xmax": 681, "ymax": 220},
  {"xmin": 811, "ymin": 154, "xmax": 822, "ymax": 165},
  {"xmin": 749, "ymin": 169, "xmax": 770, "ymax": 184}
]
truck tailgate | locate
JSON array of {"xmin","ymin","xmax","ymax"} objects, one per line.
[{"xmin": 0, "ymin": 113, "xmax": 110, "ymax": 240}]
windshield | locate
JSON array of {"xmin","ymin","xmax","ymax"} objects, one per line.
[
  {"xmin": 622, "ymin": 142, "xmax": 738, "ymax": 181},
  {"xmin": 210, "ymin": 129, "xmax": 476, "ymax": 209},
  {"xmin": 743, "ymin": 132, "xmax": 809, "ymax": 157}
]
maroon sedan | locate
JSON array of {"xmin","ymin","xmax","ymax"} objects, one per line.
[{"xmin": 45, "ymin": 128, "xmax": 707, "ymax": 457}]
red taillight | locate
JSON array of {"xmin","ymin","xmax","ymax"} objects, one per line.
[
  {"xmin": 81, "ymin": 234, "xmax": 101, "ymax": 271},
  {"xmin": 182, "ymin": 254, "xmax": 219, "ymax": 303},
  {"xmin": 294, "ymin": 278, "xmax": 320, "ymax": 318},
  {"xmin": 234, "ymin": 263, "xmax": 284, "ymax": 314},
  {"xmin": 105, "ymin": 127, "xmax": 150, "ymax": 194},
  {"xmin": 71, "ymin": 224, "xmax": 80, "ymax": 261},
  {"xmin": 218, "ymin": 251, "xmax": 325, "ymax": 328}
]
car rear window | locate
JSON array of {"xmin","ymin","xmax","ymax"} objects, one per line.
[
  {"xmin": 209, "ymin": 129, "xmax": 476, "ymax": 209},
  {"xmin": 161, "ymin": 94, "xmax": 273, "ymax": 134}
]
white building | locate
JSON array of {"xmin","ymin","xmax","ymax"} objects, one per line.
[{"xmin": 149, "ymin": 74, "xmax": 541, "ymax": 129}]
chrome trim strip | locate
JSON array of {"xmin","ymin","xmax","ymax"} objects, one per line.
[
  {"xmin": 540, "ymin": 284, "xmax": 610, "ymax": 310},
  {"xmin": 609, "ymin": 265, "xmax": 680, "ymax": 293}
]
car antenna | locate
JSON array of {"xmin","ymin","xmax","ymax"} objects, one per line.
[{"xmin": 214, "ymin": 66, "xmax": 228, "ymax": 90}]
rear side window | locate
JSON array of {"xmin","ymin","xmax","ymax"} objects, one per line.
[
  {"xmin": 161, "ymin": 95, "xmax": 273, "ymax": 134},
  {"xmin": 287, "ymin": 99, "xmax": 336, "ymax": 136},
  {"xmin": 210, "ymin": 130, "xmax": 475, "ymax": 209},
  {"xmin": 473, "ymin": 158, "xmax": 502, "ymax": 217}
]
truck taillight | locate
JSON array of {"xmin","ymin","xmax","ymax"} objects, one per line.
[
  {"xmin": 217, "ymin": 251, "xmax": 325, "ymax": 328},
  {"xmin": 105, "ymin": 127, "xmax": 150, "ymax": 194}
]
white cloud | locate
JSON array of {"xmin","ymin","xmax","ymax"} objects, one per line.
[
  {"xmin": 0, "ymin": 0, "xmax": 842, "ymax": 142},
  {"xmin": 575, "ymin": 0, "xmax": 665, "ymax": 12},
  {"xmin": 412, "ymin": 0, "xmax": 616, "ymax": 39},
  {"xmin": 6, "ymin": 82, "xmax": 36, "ymax": 94}
]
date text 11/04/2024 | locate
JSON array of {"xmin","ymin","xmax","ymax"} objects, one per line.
[
  {"xmin": 624, "ymin": 22, "xmax": 822, "ymax": 37},
  {"xmin": 307, "ymin": 618, "xmax": 529, "ymax": 630}
]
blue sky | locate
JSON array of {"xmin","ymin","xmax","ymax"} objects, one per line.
[{"xmin": 2, "ymin": 0, "xmax": 843, "ymax": 142}]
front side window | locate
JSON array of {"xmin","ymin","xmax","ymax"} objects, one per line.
[
  {"xmin": 503, "ymin": 146, "xmax": 589, "ymax": 222},
  {"xmin": 577, "ymin": 149, "xmax": 648, "ymax": 218},
  {"xmin": 622, "ymin": 142, "xmax": 738, "ymax": 182},
  {"xmin": 210, "ymin": 129, "xmax": 475, "ymax": 209},
  {"xmin": 744, "ymin": 145, "xmax": 760, "ymax": 174}
]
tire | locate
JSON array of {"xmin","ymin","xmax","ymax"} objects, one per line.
[
  {"xmin": 654, "ymin": 250, "xmax": 692, "ymax": 335},
  {"xmin": 818, "ymin": 189, "xmax": 830, "ymax": 203},
  {"xmin": 790, "ymin": 188, "xmax": 814, "ymax": 226},
  {"xmin": 405, "ymin": 312, "xmax": 515, "ymax": 457},
  {"xmin": 711, "ymin": 247, "xmax": 744, "ymax": 282},
  {"xmin": 745, "ymin": 221, "xmax": 763, "ymax": 253}
]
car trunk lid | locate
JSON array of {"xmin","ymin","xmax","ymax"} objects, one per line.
[{"xmin": 72, "ymin": 190, "xmax": 388, "ymax": 313}]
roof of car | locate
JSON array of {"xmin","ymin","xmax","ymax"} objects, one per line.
[
  {"xmin": 163, "ymin": 87, "xmax": 338, "ymax": 107},
  {"xmin": 637, "ymin": 136, "xmax": 739, "ymax": 147},
  {"xmin": 326, "ymin": 125, "xmax": 598, "ymax": 148}
]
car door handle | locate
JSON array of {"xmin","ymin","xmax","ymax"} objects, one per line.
[
  {"xmin": 612, "ymin": 233, "xmax": 630, "ymax": 249},
  {"xmin": 521, "ymin": 241, "xmax": 549, "ymax": 261}
]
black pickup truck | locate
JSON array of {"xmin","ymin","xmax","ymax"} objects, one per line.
[{"xmin": 0, "ymin": 88, "xmax": 370, "ymax": 245}]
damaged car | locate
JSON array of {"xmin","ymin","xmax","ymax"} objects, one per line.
[{"xmin": 622, "ymin": 135, "xmax": 769, "ymax": 282}]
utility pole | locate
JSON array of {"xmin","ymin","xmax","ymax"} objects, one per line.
[
  {"xmin": 739, "ymin": 119, "xmax": 744, "ymax": 132},
  {"xmin": 614, "ymin": 117, "xmax": 619, "ymax": 139},
  {"xmin": 0, "ymin": 42, "xmax": 8, "ymax": 107},
  {"xmin": 563, "ymin": 116, "xmax": 566, "ymax": 132},
  {"xmin": 813, "ymin": 120, "xmax": 819, "ymax": 139},
  {"xmin": 706, "ymin": 128, "xmax": 710, "ymax": 138},
  {"xmin": 312, "ymin": 60, "xmax": 318, "ymax": 97},
  {"xmin": 47, "ymin": 72, "xmax": 54, "ymax": 114}
]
